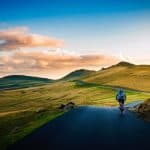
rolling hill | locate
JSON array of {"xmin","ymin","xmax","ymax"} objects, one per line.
[
  {"xmin": 82, "ymin": 61, "xmax": 150, "ymax": 92},
  {"xmin": 0, "ymin": 75, "xmax": 53, "ymax": 90},
  {"xmin": 0, "ymin": 69, "xmax": 95, "ymax": 90},
  {"xmin": 2, "ymin": 61, "xmax": 149, "ymax": 92},
  {"xmin": 60, "ymin": 69, "xmax": 95, "ymax": 81}
]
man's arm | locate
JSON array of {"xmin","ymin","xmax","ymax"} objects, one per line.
[
  {"xmin": 124, "ymin": 95, "xmax": 127, "ymax": 101},
  {"xmin": 116, "ymin": 94, "xmax": 118, "ymax": 101}
]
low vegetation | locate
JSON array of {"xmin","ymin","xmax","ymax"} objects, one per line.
[{"xmin": 0, "ymin": 109, "xmax": 63, "ymax": 150}]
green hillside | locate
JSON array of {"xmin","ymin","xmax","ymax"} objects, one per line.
[
  {"xmin": 83, "ymin": 62, "xmax": 150, "ymax": 92},
  {"xmin": 0, "ymin": 75, "xmax": 53, "ymax": 90},
  {"xmin": 0, "ymin": 80, "xmax": 150, "ymax": 149},
  {"xmin": 60, "ymin": 69, "xmax": 95, "ymax": 81}
]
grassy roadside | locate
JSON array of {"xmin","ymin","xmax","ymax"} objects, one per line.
[
  {"xmin": 0, "ymin": 109, "xmax": 63, "ymax": 150},
  {"xmin": 0, "ymin": 81, "xmax": 149, "ymax": 150}
]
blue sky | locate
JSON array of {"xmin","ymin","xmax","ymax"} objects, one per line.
[
  {"xmin": 0, "ymin": 0, "xmax": 150, "ymax": 78},
  {"xmin": 1, "ymin": 0, "xmax": 150, "ymax": 55}
]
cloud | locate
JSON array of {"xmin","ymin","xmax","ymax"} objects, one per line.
[
  {"xmin": 0, "ymin": 51, "xmax": 119, "ymax": 79},
  {"xmin": 0, "ymin": 27, "xmax": 64, "ymax": 51}
]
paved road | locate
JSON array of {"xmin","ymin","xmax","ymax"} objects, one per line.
[{"xmin": 9, "ymin": 106, "xmax": 150, "ymax": 150}]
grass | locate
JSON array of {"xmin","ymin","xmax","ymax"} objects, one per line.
[
  {"xmin": 0, "ymin": 80, "xmax": 150, "ymax": 149},
  {"xmin": 0, "ymin": 110, "xmax": 63, "ymax": 150},
  {"xmin": 83, "ymin": 65, "xmax": 150, "ymax": 92}
]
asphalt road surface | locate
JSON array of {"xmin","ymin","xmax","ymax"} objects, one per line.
[{"xmin": 8, "ymin": 106, "xmax": 150, "ymax": 150}]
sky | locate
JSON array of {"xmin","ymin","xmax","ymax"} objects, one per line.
[{"xmin": 0, "ymin": 0, "xmax": 150, "ymax": 79}]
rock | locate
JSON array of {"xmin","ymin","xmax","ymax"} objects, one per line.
[
  {"xmin": 66, "ymin": 102, "xmax": 75, "ymax": 109},
  {"xmin": 135, "ymin": 98, "xmax": 150, "ymax": 121},
  {"xmin": 36, "ymin": 107, "xmax": 48, "ymax": 113},
  {"xmin": 58, "ymin": 104, "xmax": 66, "ymax": 110},
  {"xmin": 58, "ymin": 102, "xmax": 76, "ymax": 111}
]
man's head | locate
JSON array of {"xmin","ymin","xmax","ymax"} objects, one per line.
[{"xmin": 118, "ymin": 88, "xmax": 124, "ymax": 94}]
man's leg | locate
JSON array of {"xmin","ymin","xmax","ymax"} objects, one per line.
[{"xmin": 119, "ymin": 102, "xmax": 124, "ymax": 112}]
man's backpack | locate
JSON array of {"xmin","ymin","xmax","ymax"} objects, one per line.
[{"xmin": 116, "ymin": 91, "xmax": 126, "ymax": 101}]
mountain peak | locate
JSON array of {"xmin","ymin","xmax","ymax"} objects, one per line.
[
  {"xmin": 61, "ymin": 69, "xmax": 95, "ymax": 81},
  {"xmin": 115, "ymin": 61, "xmax": 135, "ymax": 67}
]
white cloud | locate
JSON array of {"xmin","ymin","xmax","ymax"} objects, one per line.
[{"xmin": 0, "ymin": 27, "xmax": 64, "ymax": 51}]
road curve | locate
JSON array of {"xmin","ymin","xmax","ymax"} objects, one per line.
[{"xmin": 8, "ymin": 106, "xmax": 150, "ymax": 150}]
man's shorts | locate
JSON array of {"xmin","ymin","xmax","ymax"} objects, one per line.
[{"xmin": 118, "ymin": 99, "xmax": 125, "ymax": 104}]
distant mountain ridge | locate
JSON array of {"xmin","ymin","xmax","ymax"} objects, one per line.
[
  {"xmin": 1, "ymin": 61, "xmax": 150, "ymax": 91},
  {"xmin": 0, "ymin": 75, "xmax": 53, "ymax": 90},
  {"xmin": 2, "ymin": 75, "xmax": 51, "ymax": 81},
  {"xmin": 111, "ymin": 61, "xmax": 135, "ymax": 67}
]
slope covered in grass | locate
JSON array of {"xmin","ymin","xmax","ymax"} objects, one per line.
[
  {"xmin": 60, "ymin": 69, "xmax": 95, "ymax": 81},
  {"xmin": 0, "ymin": 80, "xmax": 150, "ymax": 149},
  {"xmin": 83, "ymin": 62, "xmax": 150, "ymax": 92},
  {"xmin": 0, "ymin": 75, "xmax": 53, "ymax": 90}
]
